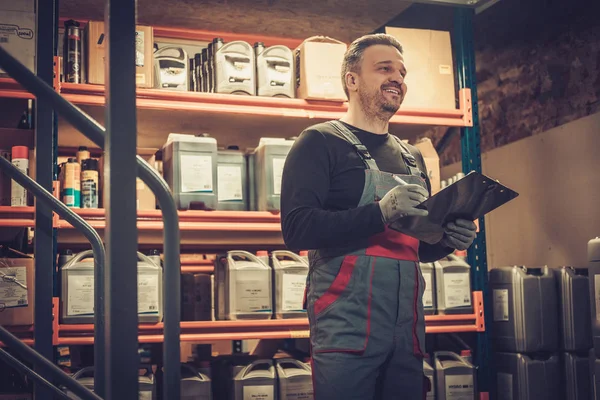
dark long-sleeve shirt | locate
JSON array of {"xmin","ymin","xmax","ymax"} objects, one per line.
[{"xmin": 280, "ymin": 121, "xmax": 452, "ymax": 263}]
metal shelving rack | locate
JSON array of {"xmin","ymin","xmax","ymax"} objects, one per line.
[{"xmin": 0, "ymin": 0, "xmax": 494, "ymax": 398}]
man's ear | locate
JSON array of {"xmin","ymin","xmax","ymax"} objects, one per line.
[{"xmin": 345, "ymin": 72, "xmax": 359, "ymax": 93}]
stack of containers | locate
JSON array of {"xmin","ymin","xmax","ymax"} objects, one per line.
[
  {"xmin": 554, "ymin": 266, "xmax": 592, "ymax": 400},
  {"xmin": 489, "ymin": 266, "xmax": 561, "ymax": 399},
  {"xmin": 588, "ymin": 238, "xmax": 600, "ymax": 397}
]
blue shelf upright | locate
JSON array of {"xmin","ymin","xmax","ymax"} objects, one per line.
[{"xmin": 453, "ymin": 6, "xmax": 493, "ymax": 395}]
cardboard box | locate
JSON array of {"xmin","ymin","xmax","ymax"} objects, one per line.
[
  {"xmin": 137, "ymin": 149, "xmax": 159, "ymax": 210},
  {"xmin": 0, "ymin": 0, "xmax": 36, "ymax": 76},
  {"xmin": 385, "ymin": 27, "xmax": 456, "ymax": 110},
  {"xmin": 295, "ymin": 36, "xmax": 347, "ymax": 101},
  {"xmin": 413, "ymin": 137, "xmax": 440, "ymax": 194},
  {"xmin": 0, "ymin": 254, "xmax": 35, "ymax": 326},
  {"xmin": 85, "ymin": 21, "xmax": 154, "ymax": 87}
]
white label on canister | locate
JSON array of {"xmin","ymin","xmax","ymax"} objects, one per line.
[
  {"xmin": 497, "ymin": 372, "xmax": 513, "ymax": 400},
  {"xmin": 135, "ymin": 30, "xmax": 145, "ymax": 67},
  {"xmin": 423, "ymin": 273, "xmax": 433, "ymax": 308},
  {"xmin": 282, "ymin": 381, "xmax": 313, "ymax": 400},
  {"xmin": 138, "ymin": 273, "xmax": 159, "ymax": 314},
  {"xmin": 595, "ymin": 275, "xmax": 600, "ymax": 321},
  {"xmin": 243, "ymin": 385, "xmax": 274, "ymax": 400},
  {"xmin": 11, "ymin": 159, "xmax": 28, "ymax": 206},
  {"xmin": 445, "ymin": 374, "xmax": 474, "ymax": 399},
  {"xmin": 138, "ymin": 390, "xmax": 152, "ymax": 400},
  {"xmin": 444, "ymin": 272, "xmax": 471, "ymax": 308},
  {"xmin": 235, "ymin": 275, "xmax": 271, "ymax": 313},
  {"xmin": 0, "ymin": 267, "xmax": 28, "ymax": 308},
  {"xmin": 493, "ymin": 289, "xmax": 509, "ymax": 321},
  {"xmin": 272, "ymin": 157, "xmax": 286, "ymax": 196},
  {"xmin": 218, "ymin": 164, "xmax": 243, "ymax": 202},
  {"xmin": 67, "ymin": 274, "xmax": 95, "ymax": 316},
  {"xmin": 180, "ymin": 154, "xmax": 213, "ymax": 193},
  {"xmin": 282, "ymin": 273, "xmax": 307, "ymax": 311}
]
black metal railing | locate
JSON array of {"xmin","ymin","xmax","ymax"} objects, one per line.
[{"xmin": 0, "ymin": 1, "xmax": 182, "ymax": 395}]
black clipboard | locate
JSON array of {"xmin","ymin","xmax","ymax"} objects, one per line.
[{"xmin": 389, "ymin": 171, "xmax": 519, "ymax": 244}]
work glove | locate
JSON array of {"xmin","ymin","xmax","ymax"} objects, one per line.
[
  {"xmin": 439, "ymin": 219, "xmax": 477, "ymax": 250},
  {"xmin": 378, "ymin": 183, "xmax": 429, "ymax": 224}
]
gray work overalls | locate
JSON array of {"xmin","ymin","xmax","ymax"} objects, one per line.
[{"xmin": 305, "ymin": 120, "xmax": 430, "ymax": 399}]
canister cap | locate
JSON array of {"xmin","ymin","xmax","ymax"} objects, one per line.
[
  {"xmin": 78, "ymin": 146, "xmax": 88, "ymax": 151},
  {"xmin": 256, "ymin": 250, "xmax": 268, "ymax": 257},
  {"xmin": 67, "ymin": 157, "xmax": 77, "ymax": 163},
  {"xmin": 11, "ymin": 146, "xmax": 28, "ymax": 159},
  {"xmin": 588, "ymin": 238, "xmax": 600, "ymax": 262},
  {"xmin": 82, "ymin": 158, "xmax": 98, "ymax": 171},
  {"xmin": 299, "ymin": 251, "xmax": 308, "ymax": 257}
]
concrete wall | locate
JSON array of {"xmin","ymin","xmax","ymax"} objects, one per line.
[
  {"xmin": 428, "ymin": 0, "xmax": 600, "ymax": 166},
  {"xmin": 441, "ymin": 111, "xmax": 600, "ymax": 268}
]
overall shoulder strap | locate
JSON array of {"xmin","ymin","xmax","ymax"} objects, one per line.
[
  {"xmin": 390, "ymin": 135, "xmax": 424, "ymax": 178},
  {"xmin": 328, "ymin": 120, "xmax": 379, "ymax": 170}
]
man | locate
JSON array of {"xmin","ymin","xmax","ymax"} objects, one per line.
[{"xmin": 280, "ymin": 33, "xmax": 477, "ymax": 399}]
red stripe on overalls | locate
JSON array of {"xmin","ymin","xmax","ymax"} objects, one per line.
[
  {"xmin": 412, "ymin": 262, "xmax": 424, "ymax": 357},
  {"xmin": 313, "ymin": 255, "xmax": 358, "ymax": 315},
  {"xmin": 365, "ymin": 225, "xmax": 419, "ymax": 261}
]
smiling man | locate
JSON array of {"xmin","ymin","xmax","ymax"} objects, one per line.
[{"xmin": 280, "ymin": 33, "xmax": 477, "ymax": 399}]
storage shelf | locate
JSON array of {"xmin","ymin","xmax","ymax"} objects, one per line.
[
  {"xmin": 2, "ymin": 292, "xmax": 484, "ymax": 346},
  {"xmin": 0, "ymin": 206, "xmax": 283, "ymax": 247},
  {"xmin": 0, "ymin": 75, "xmax": 472, "ymax": 149},
  {"xmin": 57, "ymin": 208, "xmax": 284, "ymax": 248}
]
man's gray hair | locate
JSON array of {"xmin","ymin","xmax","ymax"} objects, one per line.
[{"xmin": 341, "ymin": 33, "xmax": 404, "ymax": 97}]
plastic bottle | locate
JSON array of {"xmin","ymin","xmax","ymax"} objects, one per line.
[
  {"xmin": 81, "ymin": 158, "xmax": 99, "ymax": 209},
  {"xmin": 10, "ymin": 146, "xmax": 29, "ymax": 207}
]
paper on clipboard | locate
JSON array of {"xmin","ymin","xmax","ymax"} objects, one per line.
[{"xmin": 389, "ymin": 171, "xmax": 519, "ymax": 244}]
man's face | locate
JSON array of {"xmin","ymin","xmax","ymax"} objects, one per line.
[{"xmin": 353, "ymin": 44, "xmax": 408, "ymax": 120}]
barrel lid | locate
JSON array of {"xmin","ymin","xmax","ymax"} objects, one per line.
[
  {"xmin": 589, "ymin": 238, "xmax": 600, "ymax": 262},
  {"xmin": 11, "ymin": 146, "xmax": 28, "ymax": 159}
]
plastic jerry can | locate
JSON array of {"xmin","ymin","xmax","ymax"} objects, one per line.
[
  {"xmin": 64, "ymin": 366, "xmax": 156, "ymax": 399},
  {"xmin": 588, "ymin": 238, "xmax": 600, "ymax": 357},
  {"xmin": 553, "ymin": 267, "xmax": 592, "ymax": 351},
  {"xmin": 593, "ymin": 353, "xmax": 600, "ymax": 400},
  {"xmin": 423, "ymin": 358, "xmax": 435, "ymax": 400},
  {"xmin": 275, "ymin": 359, "xmax": 313, "ymax": 400},
  {"xmin": 232, "ymin": 359, "xmax": 276, "ymax": 400},
  {"xmin": 254, "ymin": 42, "xmax": 295, "ymax": 98},
  {"xmin": 246, "ymin": 151, "xmax": 257, "ymax": 211},
  {"xmin": 271, "ymin": 251, "xmax": 309, "ymax": 319},
  {"xmin": 252, "ymin": 137, "xmax": 294, "ymax": 211},
  {"xmin": 214, "ymin": 250, "xmax": 272, "ymax": 320},
  {"xmin": 162, "ymin": 133, "xmax": 218, "ymax": 210},
  {"xmin": 435, "ymin": 255, "xmax": 473, "ymax": 315},
  {"xmin": 562, "ymin": 352, "xmax": 591, "ymax": 400},
  {"xmin": 181, "ymin": 364, "xmax": 212, "ymax": 400},
  {"xmin": 217, "ymin": 146, "xmax": 247, "ymax": 211},
  {"xmin": 489, "ymin": 265, "xmax": 558, "ymax": 353},
  {"xmin": 434, "ymin": 351, "xmax": 476, "ymax": 400},
  {"xmin": 60, "ymin": 250, "xmax": 163, "ymax": 324},
  {"xmin": 494, "ymin": 353, "xmax": 560, "ymax": 400},
  {"xmin": 154, "ymin": 46, "xmax": 189, "ymax": 91},
  {"xmin": 214, "ymin": 40, "xmax": 256, "ymax": 95},
  {"xmin": 420, "ymin": 262, "xmax": 437, "ymax": 315}
]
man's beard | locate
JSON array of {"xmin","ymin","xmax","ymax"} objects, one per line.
[{"xmin": 358, "ymin": 85, "xmax": 402, "ymax": 123}]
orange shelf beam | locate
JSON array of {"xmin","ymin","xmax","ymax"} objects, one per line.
[
  {"xmin": 0, "ymin": 78, "xmax": 35, "ymax": 99},
  {"xmin": 58, "ymin": 83, "xmax": 472, "ymax": 128},
  {"xmin": 52, "ymin": 292, "xmax": 484, "ymax": 344}
]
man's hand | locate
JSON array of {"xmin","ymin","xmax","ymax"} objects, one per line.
[
  {"xmin": 379, "ymin": 184, "xmax": 429, "ymax": 224},
  {"xmin": 439, "ymin": 219, "xmax": 477, "ymax": 250}
]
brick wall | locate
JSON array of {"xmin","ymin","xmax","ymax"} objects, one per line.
[{"xmin": 427, "ymin": 0, "xmax": 600, "ymax": 166}]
